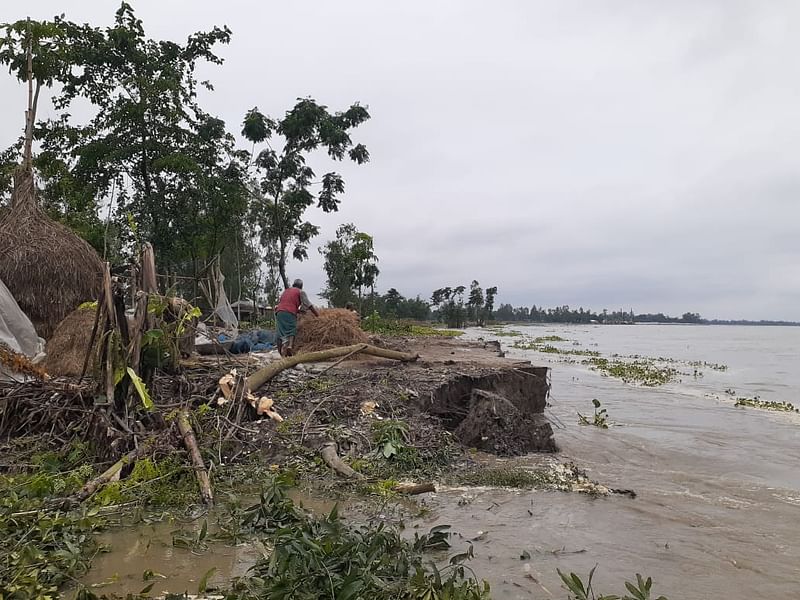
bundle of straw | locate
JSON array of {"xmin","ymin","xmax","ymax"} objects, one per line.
[{"xmin": 295, "ymin": 308, "xmax": 369, "ymax": 352}]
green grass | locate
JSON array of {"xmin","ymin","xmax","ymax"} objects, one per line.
[{"xmin": 361, "ymin": 315, "xmax": 463, "ymax": 337}]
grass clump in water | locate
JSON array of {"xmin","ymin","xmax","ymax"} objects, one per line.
[
  {"xmin": 455, "ymin": 466, "xmax": 555, "ymax": 489},
  {"xmin": 734, "ymin": 396, "xmax": 798, "ymax": 413},
  {"xmin": 454, "ymin": 463, "xmax": 611, "ymax": 495},
  {"xmin": 533, "ymin": 335, "xmax": 567, "ymax": 342},
  {"xmin": 578, "ymin": 399, "xmax": 610, "ymax": 428},
  {"xmin": 583, "ymin": 358, "xmax": 677, "ymax": 386},
  {"xmin": 512, "ymin": 339, "xmax": 600, "ymax": 357}
]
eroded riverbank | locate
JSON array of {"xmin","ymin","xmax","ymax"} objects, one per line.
[{"xmin": 4, "ymin": 326, "xmax": 798, "ymax": 599}]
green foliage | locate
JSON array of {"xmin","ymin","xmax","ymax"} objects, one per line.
[
  {"xmin": 468, "ymin": 280, "xmax": 485, "ymax": 325},
  {"xmin": 431, "ymin": 284, "xmax": 497, "ymax": 327},
  {"xmin": 483, "ymin": 287, "xmax": 497, "ymax": 322},
  {"xmin": 92, "ymin": 456, "xmax": 195, "ymax": 508},
  {"xmin": 578, "ymin": 399, "xmax": 610, "ymax": 428},
  {"xmin": 372, "ymin": 419, "xmax": 414, "ymax": 462},
  {"xmin": 363, "ymin": 288, "xmax": 432, "ymax": 321},
  {"xmin": 584, "ymin": 358, "xmax": 677, "ymax": 386},
  {"xmin": 431, "ymin": 286, "xmax": 467, "ymax": 328},
  {"xmin": 0, "ymin": 469, "xmax": 105, "ymax": 598},
  {"xmin": 243, "ymin": 99, "xmax": 370, "ymax": 288},
  {"xmin": 734, "ymin": 396, "xmax": 798, "ymax": 413},
  {"xmin": 126, "ymin": 367, "xmax": 153, "ymax": 410},
  {"xmin": 362, "ymin": 313, "xmax": 462, "ymax": 337},
  {"xmin": 455, "ymin": 467, "xmax": 555, "ymax": 489},
  {"xmin": 535, "ymin": 335, "xmax": 567, "ymax": 342},
  {"xmin": 511, "ymin": 337, "xmax": 599, "ymax": 357},
  {"xmin": 558, "ymin": 567, "xmax": 667, "ymax": 600},
  {"xmin": 2, "ymin": 6, "xmax": 260, "ymax": 288},
  {"xmin": 320, "ymin": 223, "xmax": 379, "ymax": 310},
  {"xmin": 410, "ymin": 324, "xmax": 463, "ymax": 337},
  {"xmin": 483, "ymin": 325, "xmax": 522, "ymax": 337},
  {"xmin": 223, "ymin": 476, "xmax": 489, "ymax": 600}
]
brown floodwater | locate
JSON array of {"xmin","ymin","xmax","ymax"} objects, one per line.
[{"xmin": 83, "ymin": 325, "xmax": 800, "ymax": 599}]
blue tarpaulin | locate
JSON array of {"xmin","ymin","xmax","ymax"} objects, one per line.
[{"xmin": 220, "ymin": 329, "xmax": 277, "ymax": 354}]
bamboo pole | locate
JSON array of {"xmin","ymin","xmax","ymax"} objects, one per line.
[
  {"xmin": 245, "ymin": 344, "xmax": 419, "ymax": 392},
  {"xmin": 75, "ymin": 444, "xmax": 149, "ymax": 502},
  {"xmin": 393, "ymin": 482, "xmax": 436, "ymax": 495},
  {"xmin": 177, "ymin": 409, "xmax": 213, "ymax": 505}
]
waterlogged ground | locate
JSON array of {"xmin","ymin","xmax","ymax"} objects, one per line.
[{"xmin": 82, "ymin": 325, "xmax": 800, "ymax": 599}]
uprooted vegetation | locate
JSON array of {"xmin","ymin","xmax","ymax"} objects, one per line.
[
  {"xmin": 0, "ymin": 323, "xmax": 563, "ymax": 597},
  {"xmin": 212, "ymin": 476, "xmax": 491, "ymax": 600}
]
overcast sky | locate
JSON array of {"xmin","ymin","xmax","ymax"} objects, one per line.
[{"xmin": 4, "ymin": 1, "xmax": 800, "ymax": 320}]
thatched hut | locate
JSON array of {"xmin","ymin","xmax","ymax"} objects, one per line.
[{"xmin": 0, "ymin": 167, "xmax": 103, "ymax": 339}]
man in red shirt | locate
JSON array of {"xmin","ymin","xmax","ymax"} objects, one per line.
[{"xmin": 274, "ymin": 279, "xmax": 319, "ymax": 357}]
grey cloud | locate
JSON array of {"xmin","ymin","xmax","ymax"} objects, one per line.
[{"xmin": 4, "ymin": 0, "xmax": 800, "ymax": 320}]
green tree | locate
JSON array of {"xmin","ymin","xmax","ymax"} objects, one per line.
[
  {"xmin": 351, "ymin": 230, "xmax": 379, "ymax": 313},
  {"xmin": 467, "ymin": 280, "xmax": 484, "ymax": 325},
  {"xmin": 483, "ymin": 286, "xmax": 498, "ymax": 322},
  {"xmin": 2, "ymin": 5, "xmax": 258, "ymax": 295},
  {"xmin": 383, "ymin": 287, "xmax": 403, "ymax": 317},
  {"xmin": 431, "ymin": 285, "xmax": 466, "ymax": 328},
  {"xmin": 319, "ymin": 223, "xmax": 379, "ymax": 311},
  {"xmin": 242, "ymin": 99, "xmax": 370, "ymax": 289},
  {"xmin": 0, "ymin": 16, "xmax": 108, "ymax": 250}
]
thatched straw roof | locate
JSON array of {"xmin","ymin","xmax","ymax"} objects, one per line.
[
  {"xmin": 0, "ymin": 167, "xmax": 103, "ymax": 339},
  {"xmin": 44, "ymin": 305, "xmax": 98, "ymax": 377},
  {"xmin": 296, "ymin": 308, "xmax": 369, "ymax": 353}
]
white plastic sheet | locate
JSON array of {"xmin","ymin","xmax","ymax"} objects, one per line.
[
  {"xmin": 0, "ymin": 276, "xmax": 45, "ymax": 380},
  {"xmin": 213, "ymin": 270, "xmax": 238, "ymax": 331}
]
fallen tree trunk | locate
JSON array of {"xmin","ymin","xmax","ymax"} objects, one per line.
[
  {"xmin": 246, "ymin": 344, "xmax": 419, "ymax": 392},
  {"xmin": 393, "ymin": 482, "xmax": 436, "ymax": 495},
  {"xmin": 75, "ymin": 443, "xmax": 150, "ymax": 502},
  {"xmin": 319, "ymin": 441, "xmax": 365, "ymax": 480},
  {"xmin": 177, "ymin": 409, "xmax": 214, "ymax": 505}
]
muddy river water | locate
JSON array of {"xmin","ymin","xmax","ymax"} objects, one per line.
[{"xmin": 85, "ymin": 325, "xmax": 800, "ymax": 599}]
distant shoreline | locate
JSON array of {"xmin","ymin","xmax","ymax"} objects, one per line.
[
  {"xmin": 636, "ymin": 321, "xmax": 800, "ymax": 327},
  {"xmin": 494, "ymin": 320, "xmax": 800, "ymax": 327}
]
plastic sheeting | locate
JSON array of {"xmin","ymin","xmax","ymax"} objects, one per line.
[
  {"xmin": 213, "ymin": 270, "xmax": 238, "ymax": 331},
  {"xmin": 0, "ymin": 276, "xmax": 45, "ymax": 380}
]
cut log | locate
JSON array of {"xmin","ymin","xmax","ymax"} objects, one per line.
[
  {"xmin": 314, "ymin": 343, "xmax": 369, "ymax": 377},
  {"xmin": 75, "ymin": 443, "xmax": 149, "ymax": 502},
  {"xmin": 177, "ymin": 409, "xmax": 214, "ymax": 505},
  {"xmin": 319, "ymin": 441, "xmax": 365, "ymax": 480},
  {"xmin": 246, "ymin": 344, "xmax": 419, "ymax": 392},
  {"xmin": 393, "ymin": 482, "xmax": 436, "ymax": 495}
]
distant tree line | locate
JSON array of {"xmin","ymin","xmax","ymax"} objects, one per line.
[
  {"xmin": 491, "ymin": 306, "xmax": 710, "ymax": 325},
  {"xmin": 493, "ymin": 305, "xmax": 636, "ymax": 324}
]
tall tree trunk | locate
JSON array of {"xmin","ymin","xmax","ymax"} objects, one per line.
[
  {"xmin": 271, "ymin": 190, "xmax": 290, "ymax": 290},
  {"xmin": 278, "ymin": 245, "xmax": 289, "ymax": 290},
  {"xmin": 22, "ymin": 31, "xmax": 39, "ymax": 170}
]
